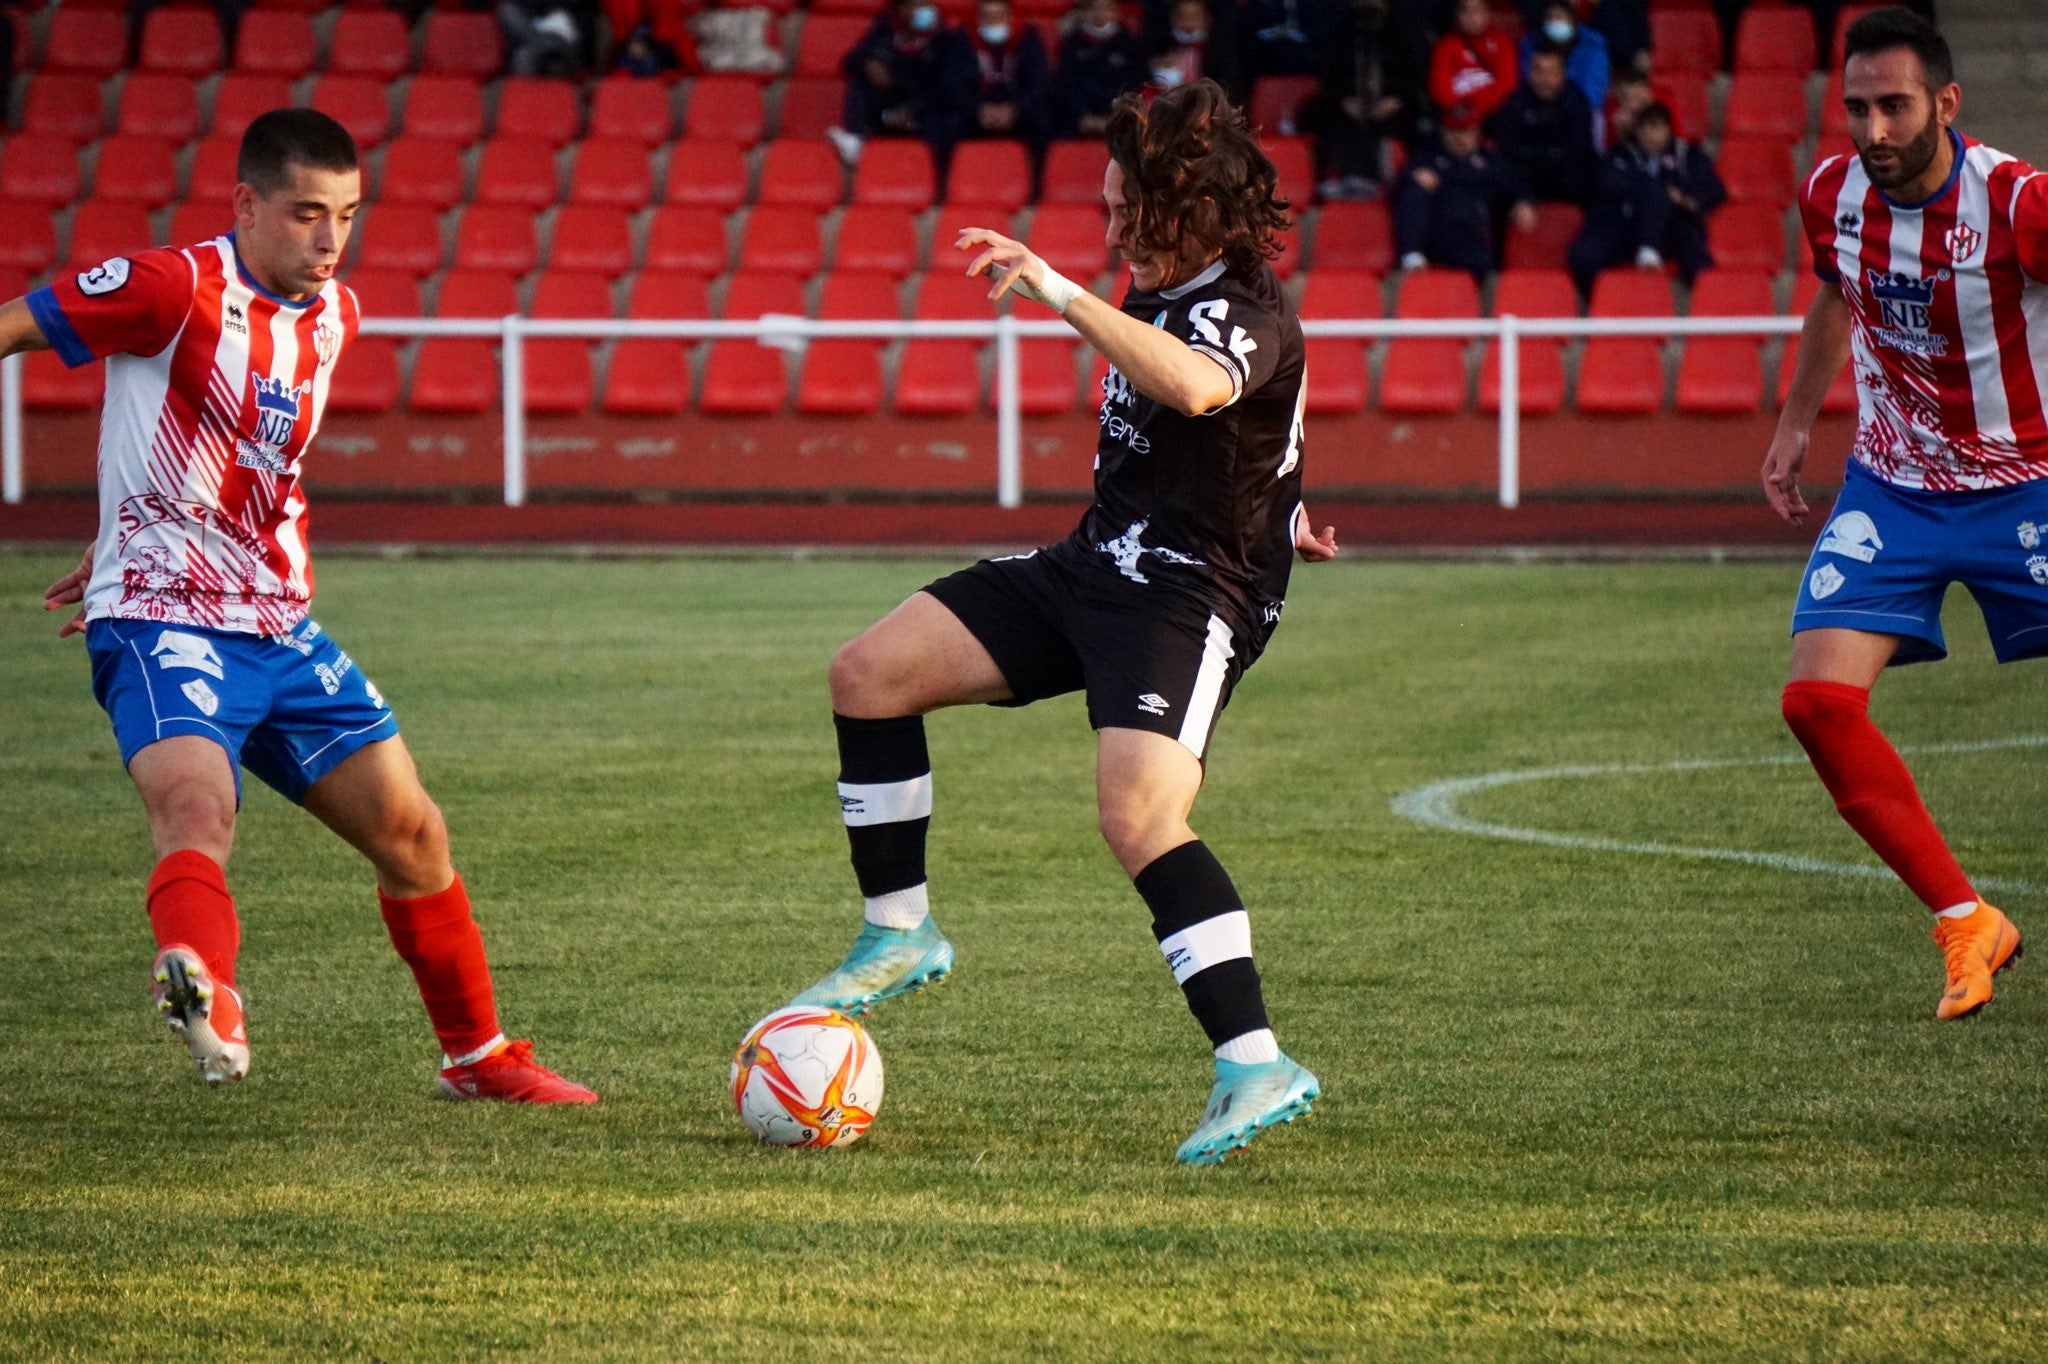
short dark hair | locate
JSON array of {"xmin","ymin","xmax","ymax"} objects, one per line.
[
  {"xmin": 1529, "ymin": 41, "xmax": 1567, "ymax": 65},
  {"xmin": 1843, "ymin": 6, "xmax": 1954, "ymax": 88},
  {"xmin": 1636, "ymin": 101, "xmax": 1673, "ymax": 129},
  {"xmin": 1105, "ymin": 78, "xmax": 1291, "ymax": 276},
  {"xmin": 237, "ymin": 108, "xmax": 359, "ymax": 195}
]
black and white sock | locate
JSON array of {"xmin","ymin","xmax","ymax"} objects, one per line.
[
  {"xmin": 1135, "ymin": 840, "xmax": 1279, "ymax": 1064},
  {"xmin": 835, "ymin": 713, "xmax": 932, "ymax": 930}
]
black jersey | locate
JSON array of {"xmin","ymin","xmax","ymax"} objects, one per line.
[{"xmin": 1048, "ymin": 258, "xmax": 1307, "ymax": 639}]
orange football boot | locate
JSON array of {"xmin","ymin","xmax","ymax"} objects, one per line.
[{"xmin": 1933, "ymin": 901, "xmax": 2023, "ymax": 1020}]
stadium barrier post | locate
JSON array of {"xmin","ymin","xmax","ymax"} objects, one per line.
[
  {"xmin": 995, "ymin": 313, "xmax": 1023, "ymax": 509},
  {"xmin": 502, "ymin": 314, "xmax": 527, "ymax": 508},
  {"xmin": 1, "ymin": 352, "xmax": 20, "ymax": 504},
  {"xmin": 1497, "ymin": 314, "xmax": 1520, "ymax": 509}
]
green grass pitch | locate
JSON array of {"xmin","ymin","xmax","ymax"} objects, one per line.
[{"xmin": 2, "ymin": 550, "xmax": 2045, "ymax": 1361}]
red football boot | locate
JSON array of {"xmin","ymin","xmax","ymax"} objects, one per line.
[
  {"xmin": 151, "ymin": 945, "xmax": 249, "ymax": 1086},
  {"xmin": 438, "ymin": 1039, "xmax": 598, "ymax": 1104}
]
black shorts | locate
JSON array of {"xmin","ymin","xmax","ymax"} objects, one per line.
[{"xmin": 922, "ymin": 549, "xmax": 1255, "ymax": 759}]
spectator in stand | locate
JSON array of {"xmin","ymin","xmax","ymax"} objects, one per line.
[
  {"xmin": 1145, "ymin": 0, "xmax": 1245, "ymax": 104},
  {"xmin": 1054, "ymin": 0, "xmax": 1146, "ymax": 138},
  {"xmin": 1429, "ymin": 0, "xmax": 1518, "ymax": 129},
  {"xmin": 1244, "ymin": 0, "xmax": 1348, "ymax": 78},
  {"xmin": 834, "ymin": 0, "xmax": 978, "ymax": 167},
  {"xmin": 690, "ymin": 0, "xmax": 784, "ymax": 75},
  {"xmin": 967, "ymin": 0, "xmax": 1052, "ymax": 149},
  {"xmin": 1520, "ymin": 0, "xmax": 1608, "ymax": 112},
  {"xmin": 499, "ymin": 0, "xmax": 589, "ymax": 77},
  {"xmin": 606, "ymin": 0, "xmax": 699, "ymax": 75},
  {"xmin": 1521, "ymin": 0, "xmax": 1648, "ymax": 76},
  {"xmin": 1567, "ymin": 101, "xmax": 1724, "ymax": 295},
  {"xmin": 1393, "ymin": 107, "xmax": 1536, "ymax": 279},
  {"xmin": 1488, "ymin": 42, "xmax": 1597, "ymax": 205},
  {"xmin": 1605, "ymin": 65, "xmax": 1692, "ymax": 148},
  {"xmin": 1305, "ymin": 0, "xmax": 1430, "ymax": 201}
]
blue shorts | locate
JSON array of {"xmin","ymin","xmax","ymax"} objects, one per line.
[
  {"xmin": 86, "ymin": 617, "xmax": 401, "ymax": 804},
  {"xmin": 1791, "ymin": 461, "xmax": 2048, "ymax": 666}
]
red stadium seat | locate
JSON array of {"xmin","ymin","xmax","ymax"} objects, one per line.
[
  {"xmin": 1041, "ymin": 140, "xmax": 1106, "ymax": 205},
  {"xmin": 1028, "ymin": 204, "xmax": 1109, "ymax": 281},
  {"xmin": 1676, "ymin": 337, "xmax": 1764, "ymax": 413},
  {"xmin": 1827, "ymin": 3, "xmax": 1881, "ymax": 67},
  {"xmin": 117, "ymin": 73, "xmax": 202, "ymax": 143},
  {"xmin": 23, "ymin": 75, "xmax": 106, "ymax": 145},
  {"xmin": 328, "ymin": 11, "xmax": 413, "ymax": 81},
  {"xmin": 26, "ymin": 350, "xmax": 104, "ymax": 411},
  {"xmin": 187, "ymin": 137, "xmax": 242, "ymax": 203},
  {"xmin": 851, "ymin": 140, "xmax": 934, "ymax": 208},
  {"xmin": 1709, "ymin": 204, "xmax": 1788, "ymax": 274},
  {"xmin": 798, "ymin": 342, "xmax": 885, "ymax": 414},
  {"xmin": 590, "ymin": 78, "xmax": 674, "ymax": 146},
  {"xmin": 1575, "ymin": 339, "xmax": 1665, "ymax": 414},
  {"xmin": 604, "ymin": 272, "xmax": 708, "ymax": 415},
  {"xmin": 0, "ymin": 136, "xmax": 81, "ymax": 207},
  {"xmin": 1504, "ymin": 204, "xmax": 1582, "ymax": 271},
  {"xmin": 894, "ymin": 340, "xmax": 982, "ymax": 415},
  {"xmin": 629, "ymin": 271, "xmax": 711, "ymax": 319},
  {"xmin": 833, "ymin": 205, "xmax": 921, "ymax": 276},
  {"xmin": 422, "ymin": 13, "xmax": 502, "ymax": 77},
  {"xmin": 910, "ymin": 270, "xmax": 991, "ymax": 320},
  {"xmin": 1019, "ymin": 340, "xmax": 1082, "ymax": 413},
  {"xmin": 67, "ymin": 200, "xmax": 155, "ymax": 270},
  {"xmin": 526, "ymin": 271, "xmax": 613, "ymax": 414},
  {"xmin": 1269, "ymin": 228, "xmax": 1302, "ymax": 279},
  {"xmin": 773, "ymin": 78, "xmax": 839, "ymax": 142},
  {"xmin": 722, "ymin": 270, "xmax": 806, "ymax": 318},
  {"xmin": 1650, "ymin": 8, "xmax": 1720, "ymax": 75},
  {"xmin": 1716, "ymin": 137, "xmax": 1796, "ymax": 207},
  {"xmin": 1479, "ymin": 268, "xmax": 1575, "ymax": 415},
  {"xmin": 1734, "ymin": 5, "xmax": 1815, "ymax": 75},
  {"xmin": 644, "ymin": 206, "xmax": 730, "ymax": 276},
  {"xmin": 1777, "ymin": 334, "xmax": 1857, "ymax": 415},
  {"xmin": 737, "ymin": 206, "xmax": 825, "ymax": 275},
  {"xmin": 404, "ymin": 77, "xmax": 487, "ymax": 147},
  {"xmin": 1589, "ymin": 270, "xmax": 1674, "ymax": 319},
  {"xmin": 945, "ymin": 142, "xmax": 1029, "ymax": 211},
  {"xmin": 1394, "ymin": 269, "xmax": 1481, "ymax": 318},
  {"xmin": 687, "ymin": 75, "xmax": 769, "ymax": 145},
  {"xmin": 453, "ymin": 204, "xmax": 540, "ymax": 275},
  {"xmin": 232, "ymin": 11, "xmax": 316, "ymax": 77},
  {"xmin": 568, "ymin": 139, "xmax": 654, "ymax": 208},
  {"xmin": 1723, "ymin": 75, "xmax": 1809, "ymax": 141},
  {"xmin": 548, "ymin": 205, "xmax": 635, "ymax": 277},
  {"xmin": 211, "ymin": 75, "xmax": 295, "ymax": 142},
  {"xmin": 312, "ymin": 76, "xmax": 394, "ymax": 148},
  {"xmin": 795, "ymin": 15, "xmax": 869, "ymax": 78},
  {"xmin": 139, "ymin": 7, "xmax": 222, "ymax": 77},
  {"xmin": 0, "ymin": 204, "xmax": 58, "ymax": 276},
  {"xmin": 762, "ymin": 140, "xmax": 850, "ymax": 209},
  {"xmin": 1689, "ymin": 270, "xmax": 1774, "ymax": 317},
  {"xmin": 1298, "ymin": 269, "xmax": 1383, "ymax": 320},
  {"xmin": 379, "ymin": 138, "xmax": 467, "ymax": 210},
  {"xmin": 1249, "ymin": 75, "xmax": 1320, "ymax": 138},
  {"xmin": 92, "ymin": 135, "xmax": 179, "ymax": 208},
  {"xmin": 167, "ymin": 202, "xmax": 230, "ymax": 248},
  {"xmin": 352, "ymin": 204, "xmax": 445, "ymax": 277},
  {"xmin": 817, "ymin": 271, "xmax": 901, "ymax": 321},
  {"xmin": 344, "ymin": 269, "xmax": 424, "ymax": 318},
  {"xmin": 473, "ymin": 138, "xmax": 561, "ymax": 208},
  {"xmin": 327, "ymin": 338, "xmax": 402, "ymax": 412},
  {"xmin": 1664, "ymin": 75, "xmax": 1711, "ymax": 143},
  {"xmin": 495, "ymin": 79, "xmax": 582, "ymax": 147},
  {"xmin": 1262, "ymin": 138, "xmax": 1315, "ymax": 213},
  {"xmin": 1379, "ymin": 341, "xmax": 1467, "ymax": 414},
  {"xmin": 1312, "ymin": 202, "xmax": 1393, "ymax": 274},
  {"xmin": 411, "ymin": 269, "xmax": 518, "ymax": 413},
  {"xmin": 42, "ymin": 8, "xmax": 128, "ymax": 78},
  {"xmin": 706, "ymin": 273, "xmax": 801, "ymax": 415},
  {"xmin": 1297, "ymin": 269, "xmax": 1380, "ymax": 414},
  {"xmin": 664, "ymin": 141, "xmax": 749, "ymax": 211}
]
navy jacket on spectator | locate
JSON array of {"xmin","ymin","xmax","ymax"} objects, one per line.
[
  {"xmin": 1306, "ymin": 0, "xmax": 1430, "ymax": 185},
  {"xmin": 1394, "ymin": 131, "xmax": 1529, "ymax": 279},
  {"xmin": 1488, "ymin": 79, "xmax": 1597, "ymax": 205},
  {"xmin": 968, "ymin": 24, "xmax": 1052, "ymax": 146},
  {"xmin": 841, "ymin": 13, "xmax": 979, "ymax": 154},
  {"xmin": 1568, "ymin": 134, "xmax": 1726, "ymax": 292},
  {"xmin": 1055, "ymin": 17, "xmax": 1146, "ymax": 138},
  {"xmin": 1243, "ymin": 0, "xmax": 1348, "ymax": 77}
]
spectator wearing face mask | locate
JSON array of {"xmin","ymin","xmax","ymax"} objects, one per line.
[
  {"xmin": 1055, "ymin": 0, "xmax": 1146, "ymax": 138},
  {"xmin": 835, "ymin": 0, "xmax": 979, "ymax": 165},
  {"xmin": 1393, "ymin": 107, "xmax": 1536, "ymax": 280},
  {"xmin": 1305, "ymin": 0, "xmax": 1430, "ymax": 200},
  {"xmin": 1567, "ymin": 101, "xmax": 1724, "ymax": 295},
  {"xmin": 1487, "ymin": 42, "xmax": 1596, "ymax": 205},
  {"xmin": 1520, "ymin": 0, "xmax": 1647, "ymax": 77},
  {"xmin": 968, "ymin": 0, "xmax": 1052, "ymax": 148},
  {"xmin": 1143, "ymin": 0, "xmax": 1244, "ymax": 103},
  {"xmin": 1519, "ymin": 0, "xmax": 1607, "ymax": 113},
  {"xmin": 1428, "ymin": 0, "xmax": 1517, "ymax": 129}
]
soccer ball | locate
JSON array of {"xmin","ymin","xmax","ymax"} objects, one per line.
[{"xmin": 730, "ymin": 1006, "xmax": 884, "ymax": 1149}]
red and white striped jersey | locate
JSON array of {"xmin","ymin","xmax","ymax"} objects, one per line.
[
  {"xmin": 1801, "ymin": 131, "xmax": 2048, "ymax": 491},
  {"xmin": 26, "ymin": 234, "xmax": 358, "ymax": 634}
]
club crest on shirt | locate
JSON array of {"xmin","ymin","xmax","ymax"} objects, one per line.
[
  {"xmin": 313, "ymin": 323, "xmax": 340, "ymax": 367},
  {"xmin": 1865, "ymin": 268, "xmax": 1950, "ymax": 357},
  {"xmin": 1945, "ymin": 221, "xmax": 1982, "ymax": 263},
  {"xmin": 2030, "ymin": 555, "xmax": 2048, "ymax": 588},
  {"xmin": 2020, "ymin": 521, "xmax": 2041, "ymax": 550}
]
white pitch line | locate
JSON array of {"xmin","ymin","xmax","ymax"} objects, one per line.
[{"xmin": 1388, "ymin": 735, "xmax": 2048, "ymax": 895}]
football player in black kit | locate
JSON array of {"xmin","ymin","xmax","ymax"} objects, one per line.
[{"xmin": 789, "ymin": 78, "xmax": 1338, "ymax": 1165}]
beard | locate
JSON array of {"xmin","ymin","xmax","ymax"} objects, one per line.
[{"xmin": 1857, "ymin": 112, "xmax": 1944, "ymax": 191}]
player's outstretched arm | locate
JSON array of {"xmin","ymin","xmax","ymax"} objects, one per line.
[
  {"xmin": 1762, "ymin": 285, "xmax": 1851, "ymax": 527},
  {"xmin": 0, "ymin": 297, "xmax": 54, "ymax": 362},
  {"xmin": 1294, "ymin": 505, "xmax": 1338, "ymax": 562},
  {"xmin": 955, "ymin": 228, "xmax": 1236, "ymax": 417},
  {"xmin": 43, "ymin": 544, "xmax": 92, "ymax": 639}
]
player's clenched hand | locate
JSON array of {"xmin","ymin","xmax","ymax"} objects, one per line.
[
  {"xmin": 955, "ymin": 228, "xmax": 1077, "ymax": 312},
  {"xmin": 1761, "ymin": 428, "xmax": 1811, "ymax": 526},
  {"xmin": 43, "ymin": 542, "xmax": 92, "ymax": 638},
  {"xmin": 1294, "ymin": 506, "xmax": 1339, "ymax": 562}
]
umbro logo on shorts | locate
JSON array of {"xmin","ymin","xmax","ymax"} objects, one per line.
[{"xmin": 1137, "ymin": 693, "xmax": 1170, "ymax": 716}]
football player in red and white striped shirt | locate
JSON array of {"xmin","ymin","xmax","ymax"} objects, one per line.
[
  {"xmin": 3, "ymin": 110, "xmax": 595, "ymax": 1102},
  {"xmin": 1764, "ymin": 8, "xmax": 2046, "ymax": 1020}
]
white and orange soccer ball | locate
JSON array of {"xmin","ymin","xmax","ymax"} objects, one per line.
[{"xmin": 730, "ymin": 1006, "xmax": 884, "ymax": 1149}]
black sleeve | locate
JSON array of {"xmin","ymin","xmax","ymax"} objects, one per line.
[
  {"xmin": 1686, "ymin": 145, "xmax": 1727, "ymax": 215},
  {"xmin": 840, "ymin": 17, "xmax": 892, "ymax": 81},
  {"xmin": 1183, "ymin": 281, "xmax": 1287, "ymax": 409}
]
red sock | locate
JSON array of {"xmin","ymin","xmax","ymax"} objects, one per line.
[
  {"xmin": 378, "ymin": 873, "xmax": 502, "ymax": 1060},
  {"xmin": 1782, "ymin": 680, "xmax": 1976, "ymax": 912},
  {"xmin": 147, "ymin": 851, "xmax": 240, "ymax": 989}
]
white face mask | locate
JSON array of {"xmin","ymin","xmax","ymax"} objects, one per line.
[
  {"xmin": 978, "ymin": 22, "xmax": 1010, "ymax": 42},
  {"xmin": 1152, "ymin": 64, "xmax": 1186, "ymax": 86},
  {"xmin": 1084, "ymin": 19, "xmax": 1121, "ymax": 37},
  {"xmin": 1542, "ymin": 18, "xmax": 1574, "ymax": 43},
  {"xmin": 1171, "ymin": 25, "xmax": 1206, "ymax": 43},
  {"xmin": 909, "ymin": 4, "xmax": 939, "ymax": 31}
]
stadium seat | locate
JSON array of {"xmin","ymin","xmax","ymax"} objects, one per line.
[
  {"xmin": 67, "ymin": 200, "xmax": 155, "ymax": 270},
  {"xmin": 474, "ymin": 138, "xmax": 561, "ymax": 208},
  {"xmin": 687, "ymin": 75, "xmax": 769, "ymax": 145},
  {"xmin": 453, "ymin": 204, "xmax": 540, "ymax": 276},
  {"xmin": 1676, "ymin": 337, "xmax": 1764, "ymax": 413},
  {"xmin": 42, "ymin": 8, "xmax": 128, "ymax": 78},
  {"xmin": 1689, "ymin": 270, "xmax": 1774, "ymax": 318},
  {"xmin": 1827, "ymin": 3, "xmax": 1881, "ymax": 67},
  {"xmin": 1478, "ymin": 269, "xmax": 1573, "ymax": 415},
  {"xmin": 699, "ymin": 342, "xmax": 789, "ymax": 414},
  {"xmin": 1395, "ymin": 269, "xmax": 1481, "ymax": 319},
  {"xmin": 1378, "ymin": 341, "xmax": 1468, "ymax": 414},
  {"xmin": 139, "ymin": 7, "xmax": 223, "ymax": 76},
  {"xmin": 1716, "ymin": 137, "xmax": 1796, "ymax": 207},
  {"xmin": 1269, "ymin": 229, "xmax": 1302, "ymax": 279},
  {"xmin": 721, "ymin": 270, "xmax": 807, "ymax": 320},
  {"xmin": 1249, "ymin": 75, "xmax": 1320, "ymax": 139},
  {"xmin": 548, "ymin": 205, "xmax": 635, "ymax": 277},
  {"xmin": 379, "ymin": 138, "xmax": 467, "ymax": 210},
  {"xmin": 1777, "ymin": 334, "xmax": 1857, "ymax": 415},
  {"xmin": 1708, "ymin": 204, "xmax": 1787, "ymax": 274},
  {"xmin": 602, "ymin": 273, "xmax": 706, "ymax": 416},
  {"xmin": 328, "ymin": 11, "xmax": 413, "ymax": 80},
  {"xmin": 312, "ymin": 76, "xmax": 394, "ymax": 148},
  {"xmin": 737, "ymin": 206, "xmax": 825, "ymax": 275},
  {"xmin": 628, "ymin": 270, "xmax": 711, "ymax": 319},
  {"xmin": 0, "ymin": 136, "xmax": 81, "ymax": 207},
  {"xmin": 817, "ymin": 271, "xmax": 902, "ymax": 322},
  {"xmin": 187, "ymin": 137, "xmax": 242, "ymax": 202},
  {"xmin": 327, "ymin": 336, "xmax": 402, "ymax": 412},
  {"xmin": 1311, "ymin": 202, "xmax": 1393, "ymax": 274},
  {"xmin": 795, "ymin": 15, "xmax": 869, "ymax": 78},
  {"xmin": 526, "ymin": 271, "xmax": 612, "ymax": 414},
  {"xmin": 167, "ymin": 201, "xmax": 230, "ymax": 248},
  {"xmin": 92, "ymin": 135, "xmax": 179, "ymax": 208},
  {"xmin": 26, "ymin": 351, "xmax": 103, "ymax": 411},
  {"xmin": 758, "ymin": 140, "xmax": 848, "ymax": 209},
  {"xmin": 798, "ymin": 342, "xmax": 886, "ymax": 415},
  {"xmin": 644, "ymin": 205, "xmax": 730, "ymax": 276},
  {"xmin": 23, "ymin": 75, "xmax": 106, "ymax": 145},
  {"xmin": 850, "ymin": 140, "xmax": 935, "ymax": 208},
  {"xmin": 1664, "ymin": 75, "xmax": 1712, "ymax": 144},
  {"xmin": 1298, "ymin": 268, "xmax": 1383, "ymax": 321},
  {"xmin": 1041, "ymin": 140, "xmax": 1105, "ymax": 205},
  {"xmin": 352, "ymin": 204, "xmax": 445, "ymax": 277},
  {"xmin": 345, "ymin": 269, "xmax": 425, "ymax": 319},
  {"xmin": 1018, "ymin": 340, "xmax": 1082, "ymax": 413},
  {"xmin": 663, "ymin": 141, "xmax": 749, "ymax": 212},
  {"xmin": 1734, "ymin": 6, "xmax": 1815, "ymax": 74},
  {"xmin": 910, "ymin": 270, "xmax": 992, "ymax": 321},
  {"xmin": 411, "ymin": 269, "xmax": 518, "ymax": 413},
  {"xmin": 1589, "ymin": 271, "xmax": 1674, "ymax": 319},
  {"xmin": 116, "ymin": 73, "xmax": 202, "ymax": 143},
  {"xmin": 1723, "ymin": 75, "xmax": 1809, "ymax": 141},
  {"xmin": 832, "ymin": 205, "xmax": 920, "ymax": 276},
  {"xmin": 568, "ymin": 139, "xmax": 654, "ymax": 208},
  {"xmin": 1028, "ymin": 205, "xmax": 1109, "ymax": 281},
  {"xmin": 404, "ymin": 77, "xmax": 487, "ymax": 147},
  {"xmin": 1263, "ymin": 138, "xmax": 1315, "ymax": 213},
  {"xmin": 495, "ymin": 79, "xmax": 582, "ymax": 147},
  {"xmin": 0, "ymin": 204, "xmax": 58, "ymax": 275},
  {"xmin": 1295, "ymin": 270, "xmax": 1379, "ymax": 415},
  {"xmin": 1649, "ymin": 8, "xmax": 1720, "ymax": 75},
  {"xmin": 1504, "ymin": 204, "xmax": 1582, "ymax": 271},
  {"xmin": 211, "ymin": 75, "xmax": 295, "ymax": 142},
  {"xmin": 590, "ymin": 79, "xmax": 674, "ymax": 146},
  {"xmin": 232, "ymin": 10, "xmax": 317, "ymax": 77},
  {"xmin": 894, "ymin": 340, "xmax": 982, "ymax": 415},
  {"xmin": 1575, "ymin": 339, "xmax": 1665, "ymax": 414},
  {"xmin": 944, "ymin": 142, "xmax": 1030, "ymax": 211},
  {"xmin": 422, "ymin": 13, "xmax": 502, "ymax": 77}
]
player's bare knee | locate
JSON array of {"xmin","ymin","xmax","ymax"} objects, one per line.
[
  {"xmin": 151, "ymin": 781, "xmax": 236, "ymax": 858},
  {"xmin": 375, "ymin": 796, "xmax": 450, "ymax": 885},
  {"xmin": 1097, "ymin": 799, "xmax": 1183, "ymax": 872},
  {"xmin": 829, "ymin": 635, "xmax": 909, "ymax": 715}
]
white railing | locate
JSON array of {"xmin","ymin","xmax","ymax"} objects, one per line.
[{"xmin": 0, "ymin": 313, "xmax": 1807, "ymax": 512}]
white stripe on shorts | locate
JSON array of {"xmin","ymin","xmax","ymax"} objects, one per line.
[
  {"xmin": 1157, "ymin": 909, "xmax": 1252, "ymax": 984},
  {"xmin": 1175, "ymin": 614, "xmax": 1237, "ymax": 759},
  {"xmin": 838, "ymin": 775, "xmax": 933, "ymax": 827}
]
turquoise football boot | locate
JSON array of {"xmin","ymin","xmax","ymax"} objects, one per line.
[
  {"xmin": 1175, "ymin": 1054, "xmax": 1319, "ymax": 1166},
  {"xmin": 789, "ymin": 918, "xmax": 955, "ymax": 1017}
]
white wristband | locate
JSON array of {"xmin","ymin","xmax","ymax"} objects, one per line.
[{"xmin": 1017, "ymin": 265, "xmax": 1083, "ymax": 315}]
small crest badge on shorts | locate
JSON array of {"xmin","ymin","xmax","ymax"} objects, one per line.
[
  {"xmin": 1809, "ymin": 563, "xmax": 1847, "ymax": 600},
  {"xmin": 180, "ymin": 678, "xmax": 220, "ymax": 716},
  {"xmin": 1945, "ymin": 221, "xmax": 1982, "ymax": 263},
  {"xmin": 2019, "ymin": 521, "xmax": 2041, "ymax": 550},
  {"xmin": 2029, "ymin": 555, "xmax": 2048, "ymax": 588}
]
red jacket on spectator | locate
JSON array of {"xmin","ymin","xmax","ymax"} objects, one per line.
[
  {"xmin": 605, "ymin": 0, "xmax": 702, "ymax": 74},
  {"xmin": 1428, "ymin": 27, "xmax": 1516, "ymax": 125}
]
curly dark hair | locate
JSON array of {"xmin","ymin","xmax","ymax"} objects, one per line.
[{"xmin": 1103, "ymin": 79, "xmax": 1292, "ymax": 279}]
